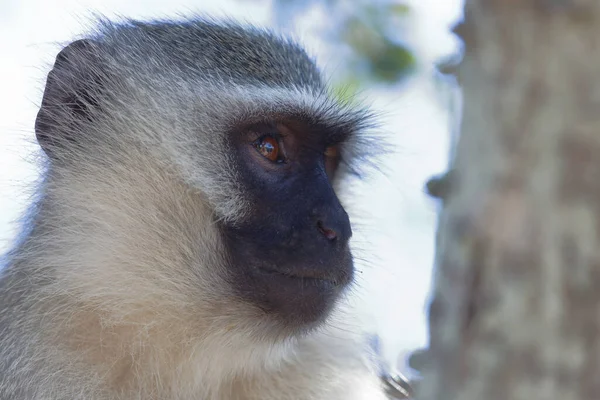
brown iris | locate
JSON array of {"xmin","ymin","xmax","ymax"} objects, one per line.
[
  {"xmin": 324, "ymin": 146, "xmax": 337, "ymax": 159},
  {"xmin": 324, "ymin": 146, "xmax": 339, "ymax": 178},
  {"xmin": 254, "ymin": 136, "xmax": 281, "ymax": 162}
]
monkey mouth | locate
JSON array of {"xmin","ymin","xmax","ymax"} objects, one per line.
[
  {"xmin": 249, "ymin": 263, "xmax": 351, "ymax": 328},
  {"xmin": 256, "ymin": 265, "xmax": 344, "ymax": 287},
  {"xmin": 236, "ymin": 262, "xmax": 354, "ymax": 333},
  {"xmin": 225, "ymin": 240, "xmax": 355, "ymax": 328}
]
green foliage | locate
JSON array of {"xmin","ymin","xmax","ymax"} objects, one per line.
[
  {"xmin": 341, "ymin": 3, "xmax": 416, "ymax": 82},
  {"xmin": 369, "ymin": 40, "xmax": 415, "ymax": 82},
  {"xmin": 271, "ymin": 0, "xmax": 416, "ymax": 87},
  {"xmin": 330, "ymin": 77, "xmax": 361, "ymax": 105}
]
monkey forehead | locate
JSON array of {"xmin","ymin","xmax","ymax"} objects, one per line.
[
  {"xmin": 80, "ymin": 18, "xmax": 374, "ymax": 139},
  {"xmin": 94, "ymin": 18, "xmax": 323, "ymax": 90}
]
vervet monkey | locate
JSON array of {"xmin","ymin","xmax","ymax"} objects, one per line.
[{"xmin": 0, "ymin": 18, "xmax": 388, "ymax": 400}]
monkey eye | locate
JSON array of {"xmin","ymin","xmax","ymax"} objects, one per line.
[
  {"xmin": 324, "ymin": 145, "xmax": 340, "ymax": 179},
  {"xmin": 324, "ymin": 146, "xmax": 337, "ymax": 158},
  {"xmin": 253, "ymin": 135, "xmax": 285, "ymax": 163}
]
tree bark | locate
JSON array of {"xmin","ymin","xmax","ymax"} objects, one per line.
[{"xmin": 420, "ymin": 1, "xmax": 600, "ymax": 399}]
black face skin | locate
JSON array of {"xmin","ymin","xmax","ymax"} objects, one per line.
[{"xmin": 222, "ymin": 118, "xmax": 354, "ymax": 330}]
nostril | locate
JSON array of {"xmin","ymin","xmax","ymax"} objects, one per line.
[{"xmin": 317, "ymin": 220, "xmax": 337, "ymax": 241}]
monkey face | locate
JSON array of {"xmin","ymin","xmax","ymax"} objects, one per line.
[
  {"xmin": 221, "ymin": 120, "xmax": 354, "ymax": 331},
  {"xmin": 31, "ymin": 22, "xmax": 376, "ymax": 343}
]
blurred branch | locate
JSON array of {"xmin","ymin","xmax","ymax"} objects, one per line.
[{"xmin": 421, "ymin": 1, "xmax": 600, "ymax": 399}]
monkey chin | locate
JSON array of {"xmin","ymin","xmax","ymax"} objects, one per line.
[{"xmin": 230, "ymin": 250, "xmax": 355, "ymax": 334}]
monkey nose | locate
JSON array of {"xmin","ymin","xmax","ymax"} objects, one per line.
[
  {"xmin": 317, "ymin": 220, "xmax": 338, "ymax": 241},
  {"xmin": 314, "ymin": 207, "xmax": 352, "ymax": 244}
]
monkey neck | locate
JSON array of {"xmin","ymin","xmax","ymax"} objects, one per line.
[{"xmin": 8, "ymin": 221, "xmax": 297, "ymax": 397}]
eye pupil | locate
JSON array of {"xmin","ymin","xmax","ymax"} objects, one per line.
[{"xmin": 256, "ymin": 136, "xmax": 280, "ymax": 162}]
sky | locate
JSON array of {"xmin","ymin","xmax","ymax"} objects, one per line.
[{"xmin": 0, "ymin": 0, "xmax": 462, "ymax": 377}]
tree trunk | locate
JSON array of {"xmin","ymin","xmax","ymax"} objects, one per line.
[{"xmin": 420, "ymin": 1, "xmax": 600, "ymax": 399}]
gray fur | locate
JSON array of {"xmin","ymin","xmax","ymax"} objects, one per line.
[{"xmin": 0, "ymin": 17, "xmax": 386, "ymax": 400}]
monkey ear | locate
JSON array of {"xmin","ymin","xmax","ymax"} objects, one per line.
[{"xmin": 35, "ymin": 39, "xmax": 104, "ymax": 157}]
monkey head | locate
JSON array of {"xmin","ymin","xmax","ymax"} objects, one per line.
[{"xmin": 34, "ymin": 19, "xmax": 375, "ymax": 340}]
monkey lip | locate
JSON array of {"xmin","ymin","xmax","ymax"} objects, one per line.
[{"xmin": 256, "ymin": 265, "xmax": 346, "ymax": 287}]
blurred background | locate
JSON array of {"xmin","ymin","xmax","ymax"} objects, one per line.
[{"xmin": 0, "ymin": 0, "xmax": 462, "ymax": 380}]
